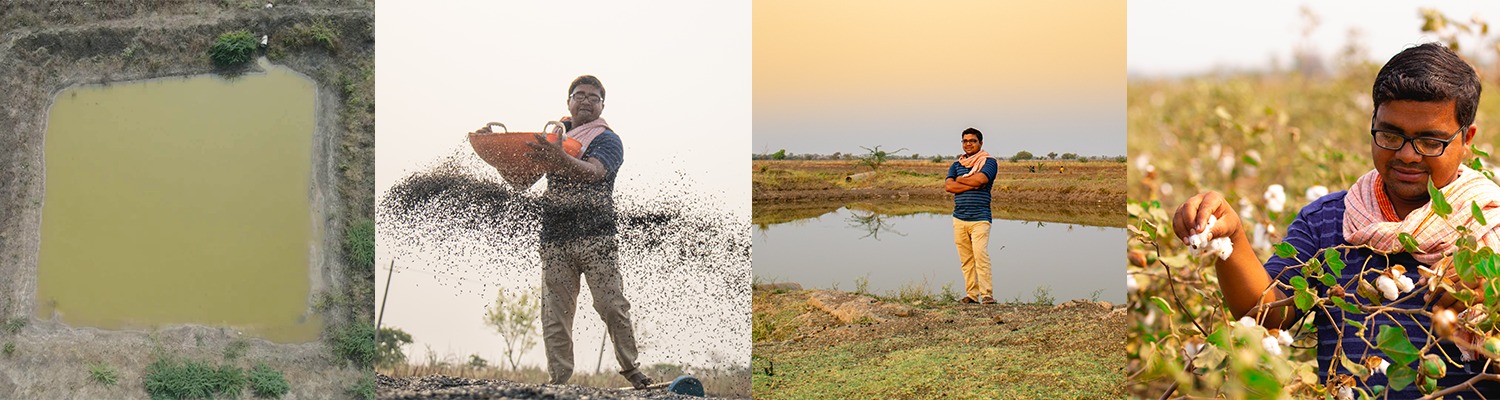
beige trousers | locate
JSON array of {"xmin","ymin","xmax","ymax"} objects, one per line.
[
  {"xmin": 953, "ymin": 218, "xmax": 993, "ymax": 299},
  {"xmin": 539, "ymin": 235, "xmax": 640, "ymax": 384}
]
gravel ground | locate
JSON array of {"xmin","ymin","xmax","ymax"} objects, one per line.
[{"xmin": 377, "ymin": 374, "xmax": 715, "ymax": 400}]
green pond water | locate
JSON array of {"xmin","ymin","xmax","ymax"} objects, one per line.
[{"xmin": 37, "ymin": 62, "xmax": 321, "ymax": 343}]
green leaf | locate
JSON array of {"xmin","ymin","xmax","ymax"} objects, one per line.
[
  {"xmin": 1346, "ymin": 319, "xmax": 1366, "ymax": 334},
  {"xmin": 1474, "ymin": 144, "xmax": 1491, "ymax": 158},
  {"xmin": 1470, "ymin": 157, "xmax": 1486, "ymax": 171},
  {"xmin": 1429, "ymin": 178, "xmax": 1452, "ymax": 217},
  {"xmin": 1319, "ymin": 273, "xmax": 1338, "ymax": 288},
  {"xmin": 1291, "ymin": 276, "xmax": 1313, "ymax": 311},
  {"xmin": 1386, "ymin": 364, "xmax": 1417, "ymax": 391},
  {"xmin": 1475, "ymin": 201, "xmax": 1490, "ymax": 226},
  {"xmin": 1150, "ymin": 296, "xmax": 1174, "ymax": 315},
  {"xmin": 1456, "ymin": 250, "xmax": 1476, "ymax": 282},
  {"xmin": 1398, "ymin": 232, "xmax": 1421, "ymax": 254},
  {"xmin": 1274, "ymin": 242, "xmax": 1298, "ymax": 259},
  {"xmin": 1323, "ymin": 248, "xmax": 1346, "ymax": 277},
  {"xmin": 1331, "ymin": 297, "xmax": 1361, "ymax": 314},
  {"xmin": 1242, "ymin": 367, "xmax": 1282, "ymax": 397},
  {"xmin": 1191, "ymin": 344, "xmax": 1227, "ymax": 370},
  {"xmin": 1375, "ymin": 325, "xmax": 1421, "ymax": 367}
]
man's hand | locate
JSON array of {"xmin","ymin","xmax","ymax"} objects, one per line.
[
  {"xmin": 1172, "ymin": 191, "xmax": 1243, "ymax": 243},
  {"xmin": 1172, "ymin": 191, "xmax": 1294, "ymax": 328},
  {"xmin": 527, "ymin": 132, "xmax": 569, "ymax": 166}
]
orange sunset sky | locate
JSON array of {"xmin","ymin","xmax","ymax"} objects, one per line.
[{"xmin": 754, "ymin": 0, "xmax": 1125, "ymax": 157}]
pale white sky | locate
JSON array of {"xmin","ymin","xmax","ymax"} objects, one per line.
[
  {"xmin": 1129, "ymin": 1, "xmax": 1500, "ymax": 77},
  {"xmin": 374, "ymin": 0, "xmax": 750, "ymax": 370}
]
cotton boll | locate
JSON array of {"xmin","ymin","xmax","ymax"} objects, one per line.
[
  {"xmin": 1277, "ymin": 329, "xmax": 1294, "ymax": 346},
  {"xmin": 1395, "ymin": 274, "xmax": 1415, "ymax": 294},
  {"xmin": 1127, "ymin": 274, "xmax": 1139, "ymax": 292},
  {"xmin": 1261, "ymin": 335, "xmax": 1283, "ymax": 356},
  {"xmin": 1265, "ymin": 184, "xmax": 1287, "ymax": 213},
  {"xmin": 1306, "ymin": 185, "xmax": 1328, "ymax": 201},
  {"xmin": 1375, "ymin": 275, "xmax": 1399, "ymax": 301},
  {"xmin": 1208, "ymin": 237, "xmax": 1233, "ymax": 260}
]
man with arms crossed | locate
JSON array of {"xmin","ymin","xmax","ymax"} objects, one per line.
[{"xmin": 946, "ymin": 128, "xmax": 998, "ymax": 304}]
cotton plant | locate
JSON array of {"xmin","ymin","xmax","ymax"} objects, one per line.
[{"xmin": 1126, "ymin": 177, "xmax": 1500, "ymax": 398}]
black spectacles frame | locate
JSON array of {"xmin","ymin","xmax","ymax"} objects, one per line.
[{"xmin": 1369, "ymin": 126, "xmax": 1465, "ymax": 157}]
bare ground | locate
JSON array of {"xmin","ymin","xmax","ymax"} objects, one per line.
[{"xmin": 0, "ymin": 1, "xmax": 374, "ymax": 398}]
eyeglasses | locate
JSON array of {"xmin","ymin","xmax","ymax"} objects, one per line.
[
  {"xmin": 961, "ymin": 139, "xmax": 980, "ymax": 144},
  {"xmin": 569, "ymin": 92, "xmax": 604, "ymax": 104},
  {"xmin": 1370, "ymin": 126, "xmax": 1464, "ymax": 157}
]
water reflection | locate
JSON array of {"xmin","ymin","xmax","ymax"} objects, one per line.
[{"xmin": 754, "ymin": 206, "xmax": 1125, "ymax": 303}]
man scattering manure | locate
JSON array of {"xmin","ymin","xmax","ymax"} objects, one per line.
[
  {"xmin": 1173, "ymin": 43, "xmax": 1500, "ymax": 396},
  {"xmin": 514, "ymin": 75, "xmax": 653, "ymax": 389},
  {"xmin": 945, "ymin": 127, "xmax": 998, "ymax": 305}
]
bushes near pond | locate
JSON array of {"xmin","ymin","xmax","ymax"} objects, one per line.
[
  {"xmin": 209, "ymin": 30, "xmax": 257, "ymax": 68},
  {"xmin": 143, "ymin": 356, "xmax": 283, "ymax": 399},
  {"xmin": 332, "ymin": 322, "xmax": 376, "ymax": 368}
]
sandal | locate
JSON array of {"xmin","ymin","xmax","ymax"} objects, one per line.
[
  {"xmin": 623, "ymin": 370, "xmax": 654, "ymax": 390},
  {"xmin": 959, "ymin": 296, "xmax": 977, "ymax": 304},
  {"xmin": 980, "ymin": 296, "xmax": 997, "ymax": 304}
]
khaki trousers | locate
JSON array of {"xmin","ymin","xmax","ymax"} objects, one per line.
[
  {"xmin": 953, "ymin": 218, "xmax": 993, "ymax": 300},
  {"xmin": 539, "ymin": 235, "xmax": 640, "ymax": 384}
]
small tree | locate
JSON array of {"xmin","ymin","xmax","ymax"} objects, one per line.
[
  {"xmin": 1047, "ymin": 152, "xmax": 1058, "ymax": 160},
  {"xmin": 1061, "ymin": 152, "xmax": 1079, "ymax": 160},
  {"xmin": 376, "ymin": 327, "xmax": 413, "ymax": 368},
  {"xmin": 770, "ymin": 149, "xmax": 787, "ymax": 160},
  {"xmin": 467, "ymin": 354, "xmax": 489, "ymax": 369},
  {"xmin": 484, "ymin": 287, "xmax": 541, "ymax": 371},
  {"xmin": 857, "ymin": 145, "xmax": 908, "ymax": 171},
  {"xmin": 1010, "ymin": 150, "xmax": 1034, "ymax": 161}
]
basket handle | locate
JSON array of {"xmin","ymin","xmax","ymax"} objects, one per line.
[
  {"xmin": 483, "ymin": 122, "xmax": 508, "ymax": 134},
  {"xmin": 543, "ymin": 120, "xmax": 567, "ymax": 138}
]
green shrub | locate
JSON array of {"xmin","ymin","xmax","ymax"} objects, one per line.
[
  {"xmin": 89, "ymin": 362, "xmax": 118, "ymax": 385},
  {"xmin": 144, "ymin": 357, "xmax": 249, "ymax": 399},
  {"xmin": 5, "ymin": 318, "xmax": 27, "ymax": 334},
  {"xmin": 332, "ymin": 323, "xmax": 376, "ymax": 368},
  {"xmin": 345, "ymin": 218, "xmax": 374, "ymax": 272},
  {"xmin": 209, "ymin": 30, "xmax": 257, "ymax": 68},
  {"xmin": 2, "ymin": 342, "xmax": 13, "ymax": 356},
  {"xmin": 249, "ymin": 363, "xmax": 289, "ymax": 398},
  {"xmin": 347, "ymin": 373, "xmax": 375, "ymax": 400}
]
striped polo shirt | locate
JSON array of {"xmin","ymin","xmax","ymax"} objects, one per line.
[
  {"xmin": 948, "ymin": 158, "xmax": 998, "ymax": 222},
  {"xmin": 540, "ymin": 129, "xmax": 623, "ymax": 243},
  {"xmin": 1267, "ymin": 191, "xmax": 1498, "ymax": 397}
]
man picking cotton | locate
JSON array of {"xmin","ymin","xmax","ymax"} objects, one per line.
[
  {"xmin": 1173, "ymin": 43, "xmax": 1500, "ymax": 396},
  {"xmin": 945, "ymin": 127, "xmax": 998, "ymax": 304}
]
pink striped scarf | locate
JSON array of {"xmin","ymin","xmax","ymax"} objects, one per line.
[
  {"xmin": 957, "ymin": 150, "xmax": 993, "ymax": 178},
  {"xmin": 565, "ymin": 117, "xmax": 610, "ymax": 153},
  {"xmin": 1344, "ymin": 166, "xmax": 1500, "ymax": 264}
]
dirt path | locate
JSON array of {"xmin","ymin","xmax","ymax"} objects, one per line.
[
  {"xmin": 0, "ymin": 2, "xmax": 373, "ymax": 398},
  {"xmin": 751, "ymin": 286, "xmax": 1128, "ymax": 399}
]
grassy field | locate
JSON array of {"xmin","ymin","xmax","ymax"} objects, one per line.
[
  {"xmin": 1126, "ymin": 35, "xmax": 1500, "ymax": 398},
  {"xmin": 753, "ymin": 159, "xmax": 1125, "ymax": 226},
  {"xmin": 751, "ymin": 285, "xmax": 1125, "ymax": 399},
  {"xmin": 378, "ymin": 362, "xmax": 750, "ymax": 397}
]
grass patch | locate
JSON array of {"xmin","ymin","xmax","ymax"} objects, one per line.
[
  {"xmin": 332, "ymin": 323, "xmax": 376, "ymax": 368},
  {"xmin": 2, "ymin": 342, "xmax": 13, "ymax": 357},
  {"xmin": 89, "ymin": 362, "xmax": 119, "ymax": 385},
  {"xmin": 345, "ymin": 218, "xmax": 374, "ymax": 273},
  {"xmin": 144, "ymin": 356, "xmax": 249, "ymax": 399},
  {"xmin": 223, "ymin": 338, "xmax": 250, "ymax": 361},
  {"xmin": 208, "ymin": 30, "xmax": 256, "ymax": 68},
  {"xmin": 286, "ymin": 19, "xmax": 340, "ymax": 52},
  {"xmin": 249, "ymin": 363, "xmax": 290, "ymax": 398},
  {"xmin": 347, "ymin": 373, "xmax": 375, "ymax": 400},
  {"xmin": 5, "ymin": 317, "xmax": 27, "ymax": 334}
]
